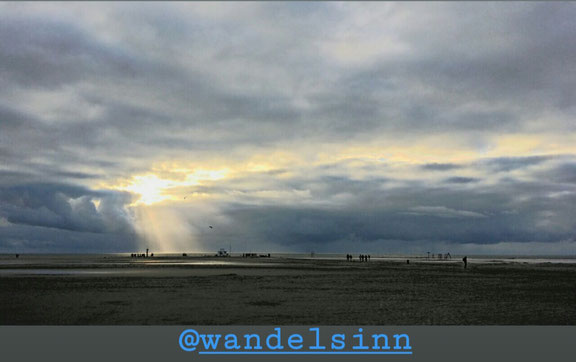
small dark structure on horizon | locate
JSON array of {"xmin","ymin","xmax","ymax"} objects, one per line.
[
  {"xmin": 242, "ymin": 253, "xmax": 271, "ymax": 258},
  {"xmin": 216, "ymin": 248, "xmax": 230, "ymax": 257},
  {"xmin": 131, "ymin": 252, "xmax": 152, "ymax": 258}
]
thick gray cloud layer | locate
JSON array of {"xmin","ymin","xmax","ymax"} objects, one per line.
[{"xmin": 1, "ymin": 2, "xmax": 575, "ymax": 254}]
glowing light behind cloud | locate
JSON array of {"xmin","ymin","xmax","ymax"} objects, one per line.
[{"xmin": 112, "ymin": 169, "xmax": 229, "ymax": 206}]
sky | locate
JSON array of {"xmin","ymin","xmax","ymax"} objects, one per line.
[{"xmin": 1, "ymin": 2, "xmax": 575, "ymax": 255}]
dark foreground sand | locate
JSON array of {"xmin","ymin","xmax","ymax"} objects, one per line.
[{"xmin": 1, "ymin": 256, "xmax": 575, "ymax": 325}]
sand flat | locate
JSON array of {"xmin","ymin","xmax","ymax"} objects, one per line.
[{"xmin": 1, "ymin": 255, "xmax": 576, "ymax": 325}]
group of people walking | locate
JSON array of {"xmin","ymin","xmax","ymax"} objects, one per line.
[
  {"xmin": 346, "ymin": 254, "xmax": 370, "ymax": 261},
  {"xmin": 131, "ymin": 248, "xmax": 153, "ymax": 258}
]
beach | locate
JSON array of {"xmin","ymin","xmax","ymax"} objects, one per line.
[{"xmin": 1, "ymin": 255, "xmax": 575, "ymax": 325}]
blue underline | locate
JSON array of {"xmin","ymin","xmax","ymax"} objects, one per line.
[{"xmin": 198, "ymin": 351, "xmax": 413, "ymax": 355}]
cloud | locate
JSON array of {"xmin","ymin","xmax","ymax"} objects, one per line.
[
  {"xmin": 443, "ymin": 177, "xmax": 480, "ymax": 184},
  {"xmin": 421, "ymin": 163, "xmax": 463, "ymax": 171},
  {"xmin": 0, "ymin": 183, "xmax": 134, "ymax": 234},
  {"xmin": 544, "ymin": 162, "xmax": 576, "ymax": 184},
  {"xmin": 479, "ymin": 155, "xmax": 558, "ymax": 173},
  {"xmin": 1, "ymin": 2, "xmax": 575, "ymax": 253},
  {"xmin": 405, "ymin": 206, "xmax": 486, "ymax": 219}
]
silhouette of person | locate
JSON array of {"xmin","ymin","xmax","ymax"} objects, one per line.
[
  {"xmin": 368, "ymin": 255, "xmax": 370, "ymax": 261},
  {"xmin": 463, "ymin": 256, "xmax": 468, "ymax": 269}
]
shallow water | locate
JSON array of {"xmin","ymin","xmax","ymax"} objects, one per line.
[
  {"xmin": 1, "ymin": 253, "xmax": 575, "ymax": 271},
  {"xmin": 0, "ymin": 268, "xmax": 118, "ymax": 275}
]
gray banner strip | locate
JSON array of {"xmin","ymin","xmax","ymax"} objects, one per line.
[{"xmin": 0, "ymin": 326, "xmax": 574, "ymax": 362}]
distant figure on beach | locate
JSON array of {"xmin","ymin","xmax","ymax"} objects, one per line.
[
  {"xmin": 368, "ymin": 255, "xmax": 370, "ymax": 261},
  {"xmin": 463, "ymin": 256, "xmax": 468, "ymax": 269},
  {"xmin": 407, "ymin": 259, "xmax": 410, "ymax": 264},
  {"xmin": 15, "ymin": 254, "xmax": 19, "ymax": 258},
  {"xmin": 146, "ymin": 248, "xmax": 149, "ymax": 258}
]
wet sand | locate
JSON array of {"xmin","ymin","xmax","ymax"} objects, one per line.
[{"xmin": 1, "ymin": 255, "xmax": 575, "ymax": 325}]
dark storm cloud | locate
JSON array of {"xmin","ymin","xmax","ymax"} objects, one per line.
[
  {"xmin": 443, "ymin": 177, "xmax": 480, "ymax": 184},
  {"xmin": 479, "ymin": 155, "xmax": 558, "ymax": 173},
  {"xmin": 0, "ymin": 223, "xmax": 138, "ymax": 253},
  {"xmin": 217, "ymin": 174, "xmax": 576, "ymax": 252},
  {"xmin": 0, "ymin": 183, "xmax": 134, "ymax": 234},
  {"xmin": 542, "ymin": 162, "xmax": 576, "ymax": 184},
  {"xmin": 185, "ymin": 153, "xmax": 576, "ymax": 253},
  {"xmin": 421, "ymin": 155, "xmax": 565, "ymax": 176},
  {"xmin": 421, "ymin": 163, "xmax": 463, "ymax": 172}
]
